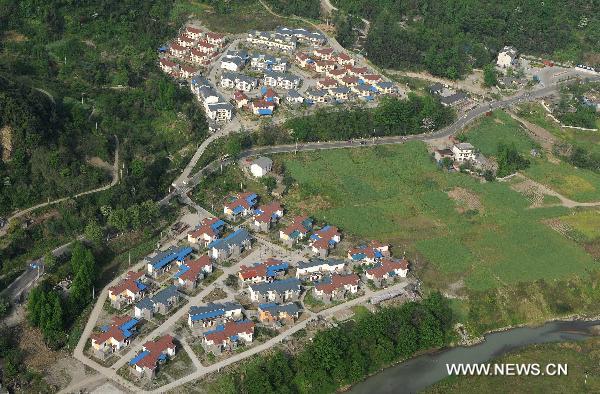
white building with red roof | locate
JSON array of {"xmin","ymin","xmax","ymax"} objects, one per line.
[
  {"xmin": 233, "ymin": 90, "xmax": 249, "ymax": 108},
  {"xmin": 159, "ymin": 58, "xmax": 178, "ymax": 74},
  {"xmin": 335, "ymin": 52, "xmax": 355, "ymax": 66},
  {"xmin": 202, "ymin": 320, "xmax": 254, "ymax": 355},
  {"xmin": 108, "ymin": 271, "xmax": 147, "ymax": 309},
  {"xmin": 309, "ymin": 225, "xmax": 341, "ymax": 257},
  {"xmin": 313, "ymin": 47, "xmax": 334, "ymax": 60},
  {"xmin": 317, "ymin": 78, "xmax": 338, "ymax": 90},
  {"xmin": 180, "ymin": 64, "xmax": 198, "ymax": 79},
  {"xmin": 314, "ymin": 273, "xmax": 360, "ymax": 303},
  {"xmin": 279, "ymin": 216, "xmax": 313, "ymax": 246},
  {"xmin": 364, "ymin": 257, "xmax": 409, "ymax": 287},
  {"xmin": 238, "ymin": 258, "xmax": 289, "ymax": 284},
  {"xmin": 185, "ymin": 26, "xmax": 203, "ymax": 40},
  {"xmin": 90, "ymin": 315, "xmax": 139, "ymax": 359},
  {"xmin": 223, "ymin": 192, "xmax": 258, "ymax": 220},
  {"xmin": 187, "ymin": 217, "xmax": 226, "ymax": 247},
  {"xmin": 197, "ymin": 40, "xmax": 217, "ymax": 54},
  {"xmin": 190, "ymin": 48, "xmax": 211, "ymax": 64},
  {"xmin": 169, "ymin": 43, "xmax": 187, "ymax": 59},
  {"xmin": 347, "ymin": 240, "xmax": 390, "ymax": 264},
  {"xmin": 315, "ymin": 60, "xmax": 336, "ymax": 73},
  {"xmin": 177, "ymin": 35, "xmax": 195, "ymax": 48},
  {"xmin": 205, "ymin": 32, "xmax": 225, "ymax": 46},
  {"xmin": 251, "ymin": 201, "xmax": 284, "ymax": 232},
  {"xmin": 173, "ymin": 255, "xmax": 214, "ymax": 290},
  {"xmin": 129, "ymin": 335, "xmax": 176, "ymax": 379}
]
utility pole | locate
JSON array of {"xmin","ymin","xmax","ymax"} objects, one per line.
[{"xmin": 128, "ymin": 251, "xmax": 131, "ymax": 267}]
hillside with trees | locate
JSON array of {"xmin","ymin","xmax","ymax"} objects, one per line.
[{"xmin": 332, "ymin": 0, "xmax": 600, "ymax": 79}]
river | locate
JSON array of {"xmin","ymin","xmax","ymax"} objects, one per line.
[{"xmin": 349, "ymin": 320, "xmax": 600, "ymax": 394}]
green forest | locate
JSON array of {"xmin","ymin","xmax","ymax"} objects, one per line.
[
  {"xmin": 265, "ymin": 0, "xmax": 321, "ymax": 19},
  {"xmin": 332, "ymin": 0, "xmax": 600, "ymax": 79},
  {"xmin": 0, "ymin": 0, "xmax": 208, "ymax": 215},
  {"xmin": 285, "ymin": 94, "xmax": 455, "ymax": 142}
]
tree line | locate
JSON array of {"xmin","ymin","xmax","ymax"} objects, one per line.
[
  {"xmin": 265, "ymin": 0, "xmax": 321, "ymax": 19},
  {"xmin": 284, "ymin": 94, "xmax": 455, "ymax": 142},
  {"xmin": 211, "ymin": 292, "xmax": 453, "ymax": 393}
]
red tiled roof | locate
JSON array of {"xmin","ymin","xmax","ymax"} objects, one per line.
[
  {"xmin": 170, "ymin": 43, "xmax": 186, "ymax": 52},
  {"xmin": 239, "ymin": 258, "xmax": 284, "ymax": 280},
  {"xmin": 188, "ymin": 217, "xmax": 221, "ymax": 239},
  {"xmin": 234, "ymin": 90, "xmax": 248, "ymax": 101},
  {"xmin": 179, "ymin": 255, "xmax": 212, "ymax": 282},
  {"xmin": 204, "ymin": 320, "xmax": 254, "ymax": 344},
  {"xmin": 91, "ymin": 315, "xmax": 132, "ymax": 345},
  {"xmin": 367, "ymin": 257, "xmax": 409, "ymax": 278},
  {"xmin": 136, "ymin": 335, "xmax": 175, "ymax": 370},
  {"xmin": 253, "ymin": 99, "xmax": 275, "ymax": 109},
  {"xmin": 311, "ymin": 226, "xmax": 340, "ymax": 250},
  {"xmin": 197, "ymin": 41, "xmax": 216, "ymax": 49},
  {"xmin": 350, "ymin": 66, "xmax": 369, "ymax": 75},
  {"xmin": 282, "ymin": 216, "xmax": 310, "ymax": 236},
  {"xmin": 206, "ymin": 32, "xmax": 225, "ymax": 40},
  {"xmin": 315, "ymin": 274, "xmax": 359, "ymax": 294},
  {"xmin": 341, "ymin": 76, "xmax": 358, "ymax": 85},
  {"xmin": 318, "ymin": 78, "xmax": 337, "ymax": 87},
  {"xmin": 109, "ymin": 271, "xmax": 145, "ymax": 298},
  {"xmin": 336, "ymin": 52, "xmax": 351, "ymax": 61},
  {"xmin": 224, "ymin": 192, "xmax": 256, "ymax": 210},
  {"xmin": 181, "ymin": 64, "xmax": 197, "ymax": 73},
  {"xmin": 160, "ymin": 58, "xmax": 177, "ymax": 68},
  {"xmin": 328, "ymin": 69, "xmax": 346, "ymax": 76},
  {"xmin": 363, "ymin": 74, "xmax": 382, "ymax": 81},
  {"xmin": 262, "ymin": 88, "xmax": 279, "ymax": 98},
  {"xmin": 315, "ymin": 47, "xmax": 334, "ymax": 55},
  {"xmin": 186, "ymin": 26, "xmax": 202, "ymax": 34},
  {"xmin": 254, "ymin": 201, "xmax": 282, "ymax": 224}
]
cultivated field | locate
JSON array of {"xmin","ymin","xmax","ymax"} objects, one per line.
[{"xmin": 279, "ymin": 142, "xmax": 596, "ymax": 291}]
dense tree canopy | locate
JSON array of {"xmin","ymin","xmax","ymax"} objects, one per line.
[{"xmin": 333, "ymin": 0, "xmax": 600, "ymax": 79}]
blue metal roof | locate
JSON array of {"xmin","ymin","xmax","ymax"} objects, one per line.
[
  {"xmin": 209, "ymin": 229, "xmax": 251, "ymax": 251},
  {"xmin": 173, "ymin": 265, "xmax": 190, "ymax": 279},
  {"xmin": 135, "ymin": 281, "xmax": 147, "ymax": 291},
  {"xmin": 129, "ymin": 350, "xmax": 150, "ymax": 366},
  {"xmin": 148, "ymin": 246, "xmax": 193, "ymax": 270},
  {"xmin": 249, "ymin": 278, "xmax": 301, "ymax": 294},
  {"xmin": 191, "ymin": 308, "xmax": 223, "ymax": 322},
  {"xmin": 210, "ymin": 220, "xmax": 226, "ymax": 232},
  {"xmin": 266, "ymin": 262, "xmax": 289, "ymax": 277},
  {"xmin": 258, "ymin": 108, "xmax": 273, "ymax": 115}
]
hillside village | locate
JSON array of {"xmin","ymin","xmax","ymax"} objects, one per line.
[
  {"xmin": 86, "ymin": 175, "xmax": 415, "ymax": 383},
  {"xmin": 158, "ymin": 22, "xmax": 404, "ymax": 130}
]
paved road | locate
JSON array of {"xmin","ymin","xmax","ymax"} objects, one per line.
[
  {"xmin": 150, "ymin": 279, "xmax": 413, "ymax": 393},
  {"xmin": 0, "ymin": 135, "xmax": 120, "ymax": 237}
]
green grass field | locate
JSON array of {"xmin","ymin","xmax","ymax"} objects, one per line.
[
  {"xmin": 462, "ymin": 111, "xmax": 539, "ymax": 156},
  {"xmin": 560, "ymin": 209, "xmax": 600, "ymax": 242},
  {"xmin": 427, "ymin": 337, "xmax": 600, "ymax": 393},
  {"xmin": 280, "ymin": 142, "xmax": 596, "ymax": 291}
]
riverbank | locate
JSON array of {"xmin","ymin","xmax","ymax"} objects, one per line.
[{"xmin": 348, "ymin": 318, "xmax": 600, "ymax": 394}]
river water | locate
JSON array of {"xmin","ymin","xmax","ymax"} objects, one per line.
[{"xmin": 349, "ymin": 320, "xmax": 599, "ymax": 394}]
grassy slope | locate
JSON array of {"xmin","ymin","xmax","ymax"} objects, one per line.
[
  {"xmin": 280, "ymin": 142, "xmax": 595, "ymax": 291},
  {"xmin": 427, "ymin": 337, "xmax": 600, "ymax": 393},
  {"xmin": 465, "ymin": 110, "xmax": 600, "ymax": 202}
]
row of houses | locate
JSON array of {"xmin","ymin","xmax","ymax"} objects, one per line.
[
  {"xmin": 191, "ymin": 76, "xmax": 234, "ymax": 122},
  {"xmin": 221, "ymin": 51, "xmax": 291, "ymax": 73}
]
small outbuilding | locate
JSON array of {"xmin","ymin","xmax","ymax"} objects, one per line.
[{"xmin": 250, "ymin": 157, "xmax": 273, "ymax": 178}]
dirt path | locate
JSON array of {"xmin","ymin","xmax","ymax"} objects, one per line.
[
  {"xmin": 510, "ymin": 173, "xmax": 600, "ymax": 209},
  {"xmin": 506, "ymin": 111, "xmax": 557, "ymax": 151},
  {"xmin": 1, "ymin": 135, "xmax": 120, "ymax": 236},
  {"xmin": 387, "ymin": 69, "xmax": 489, "ymax": 97}
]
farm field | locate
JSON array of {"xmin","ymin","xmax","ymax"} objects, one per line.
[{"xmin": 279, "ymin": 142, "xmax": 596, "ymax": 291}]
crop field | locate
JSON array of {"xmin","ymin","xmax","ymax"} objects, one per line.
[
  {"xmin": 280, "ymin": 142, "xmax": 596, "ymax": 291},
  {"xmin": 560, "ymin": 209, "xmax": 600, "ymax": 242}
]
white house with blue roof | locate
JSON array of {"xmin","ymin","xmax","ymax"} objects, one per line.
[
  {"xmin": 208, "ymin": 228, "xmax": 252, "ymax": 261},
  {"xmin": 187, "ymin": 302, "xmax": 244, "ymax": 332},
  {"xmin": 145, "ymin": 246, "xmax": 193, "ymax": 278},
  {"xmin": 134, "ymin": 285, "xmax": 181, "ymax": 320},
  {"xmin": 90, "ymin": 315, "xmax": 139, "ymax": 359},
  {"xmin": 247, "ymin": 278, "xmax": 301, "ymax": 303}
]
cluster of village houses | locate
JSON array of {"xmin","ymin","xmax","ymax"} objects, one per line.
[
  {"xmin": 89, "ymin": 156, "xmax": 410, "ymax": 380},
  {"xmin": 158, "ymin": 23, "xmax": 400, "ymax": 127}
]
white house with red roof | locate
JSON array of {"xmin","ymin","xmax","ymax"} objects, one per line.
[
  {"xmin": 90, "ymin": 315, "xmax": 139, "ymax": 359},
  {"xmin": 315, "ymin": 60, "xmax": 336, "ymax": 73},
  {"xmin": 169, "ymin": 43, "xmax": 187, "ymax": 59},
  {"xmin": 185, "ymin": 26, "xmax": 203, "ymax": 40},
  {"xmin": 335, "ymin": 52, "xmax": 355, "ymax": 66},
  {"xmin": 187, "ymin": 217, "xmax": 226, "ymax": 246},
  {"xmin": 129, "ymin": 335, "xmax": 176, "ymax": 379},
  {"xmin": 364, "ymin": 257, "xmax": 409, "ymax": 287},
  {"xmin": 309, "ymin": 225, "xmax": 341, "ymax": 257},
  {"xmin": 177, "ymin": 35, "xmax": 195, "ymax": 48},
  {"xmin": 202, "ymin": 320, "xmax": 254, "ymax": 355},
  {"xmin": 197, "ymin": 40, "xmax": 217, "ymax": 54},
  {"xmin": 317, "ymin": 78, "xmax": 338, "ymax": 90},
  {"xmin": 108, "ymin": 271, "xmax": 147, "ymax": 309},
  {"xmin": 190, "ymin": 48, "xmax": 211, "ymax": 64},
  {"xmin": 347, "ymin": 66, "xmax": 369, "ymax": 77},
  {"xmin": 238, "ymin": 258, "xmax": 289, "ymax": 284},
  {"xmin": 313, "ymin": 273, "xmax": 360, "ymax": 303},
  {"xmin": 295, "ymin": 52, "xmax": 314, "ymax": 68},
  {"xmin": 233, "ymin": 90, "xmax": 249, "ymax": 108},
  {"xmin": 205, "ymin": 32, "xmax": 225, "ymax": 46},
  {"xmin": 223, "ymin": 192, "xmax": 258, "ymax": 220},
  {"xmin": 279, "ymin": 216, "xmax": 313, "ymax": 246},
  {"xmin": 251, "ymin": 201, "xmax": 284, "ymax": 232},
  {"xmin": 347, "ymin": 240, "xmax": 390, "ymax": 264},
  {"xmin": 252, "ymin": 99, "xmax": 276, "ymax": 116},
  {"xmin": 361, "ymin": 74, "xmax": 383, "ymax": 84},
  {"xmin": 173, "ymin": 255, "xmax": 214, "ymax": 290},
  {"xmin": 180, "ymin": 64, "xmax": 197, "ymax": 79},
  {"xmin": 340, "ymin": 75, "xmax": 359, "ymax": 88},
  {"xmin": 313, "ymin": 47, "xmax": 334, "ymax": 60},
  {"xmin": 326, "ymin": 68, "xmax": 347, "ymax": 81},
  {"xmin": 159, "ymin": 58, "xmax": 178, "ymax": 74}
]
